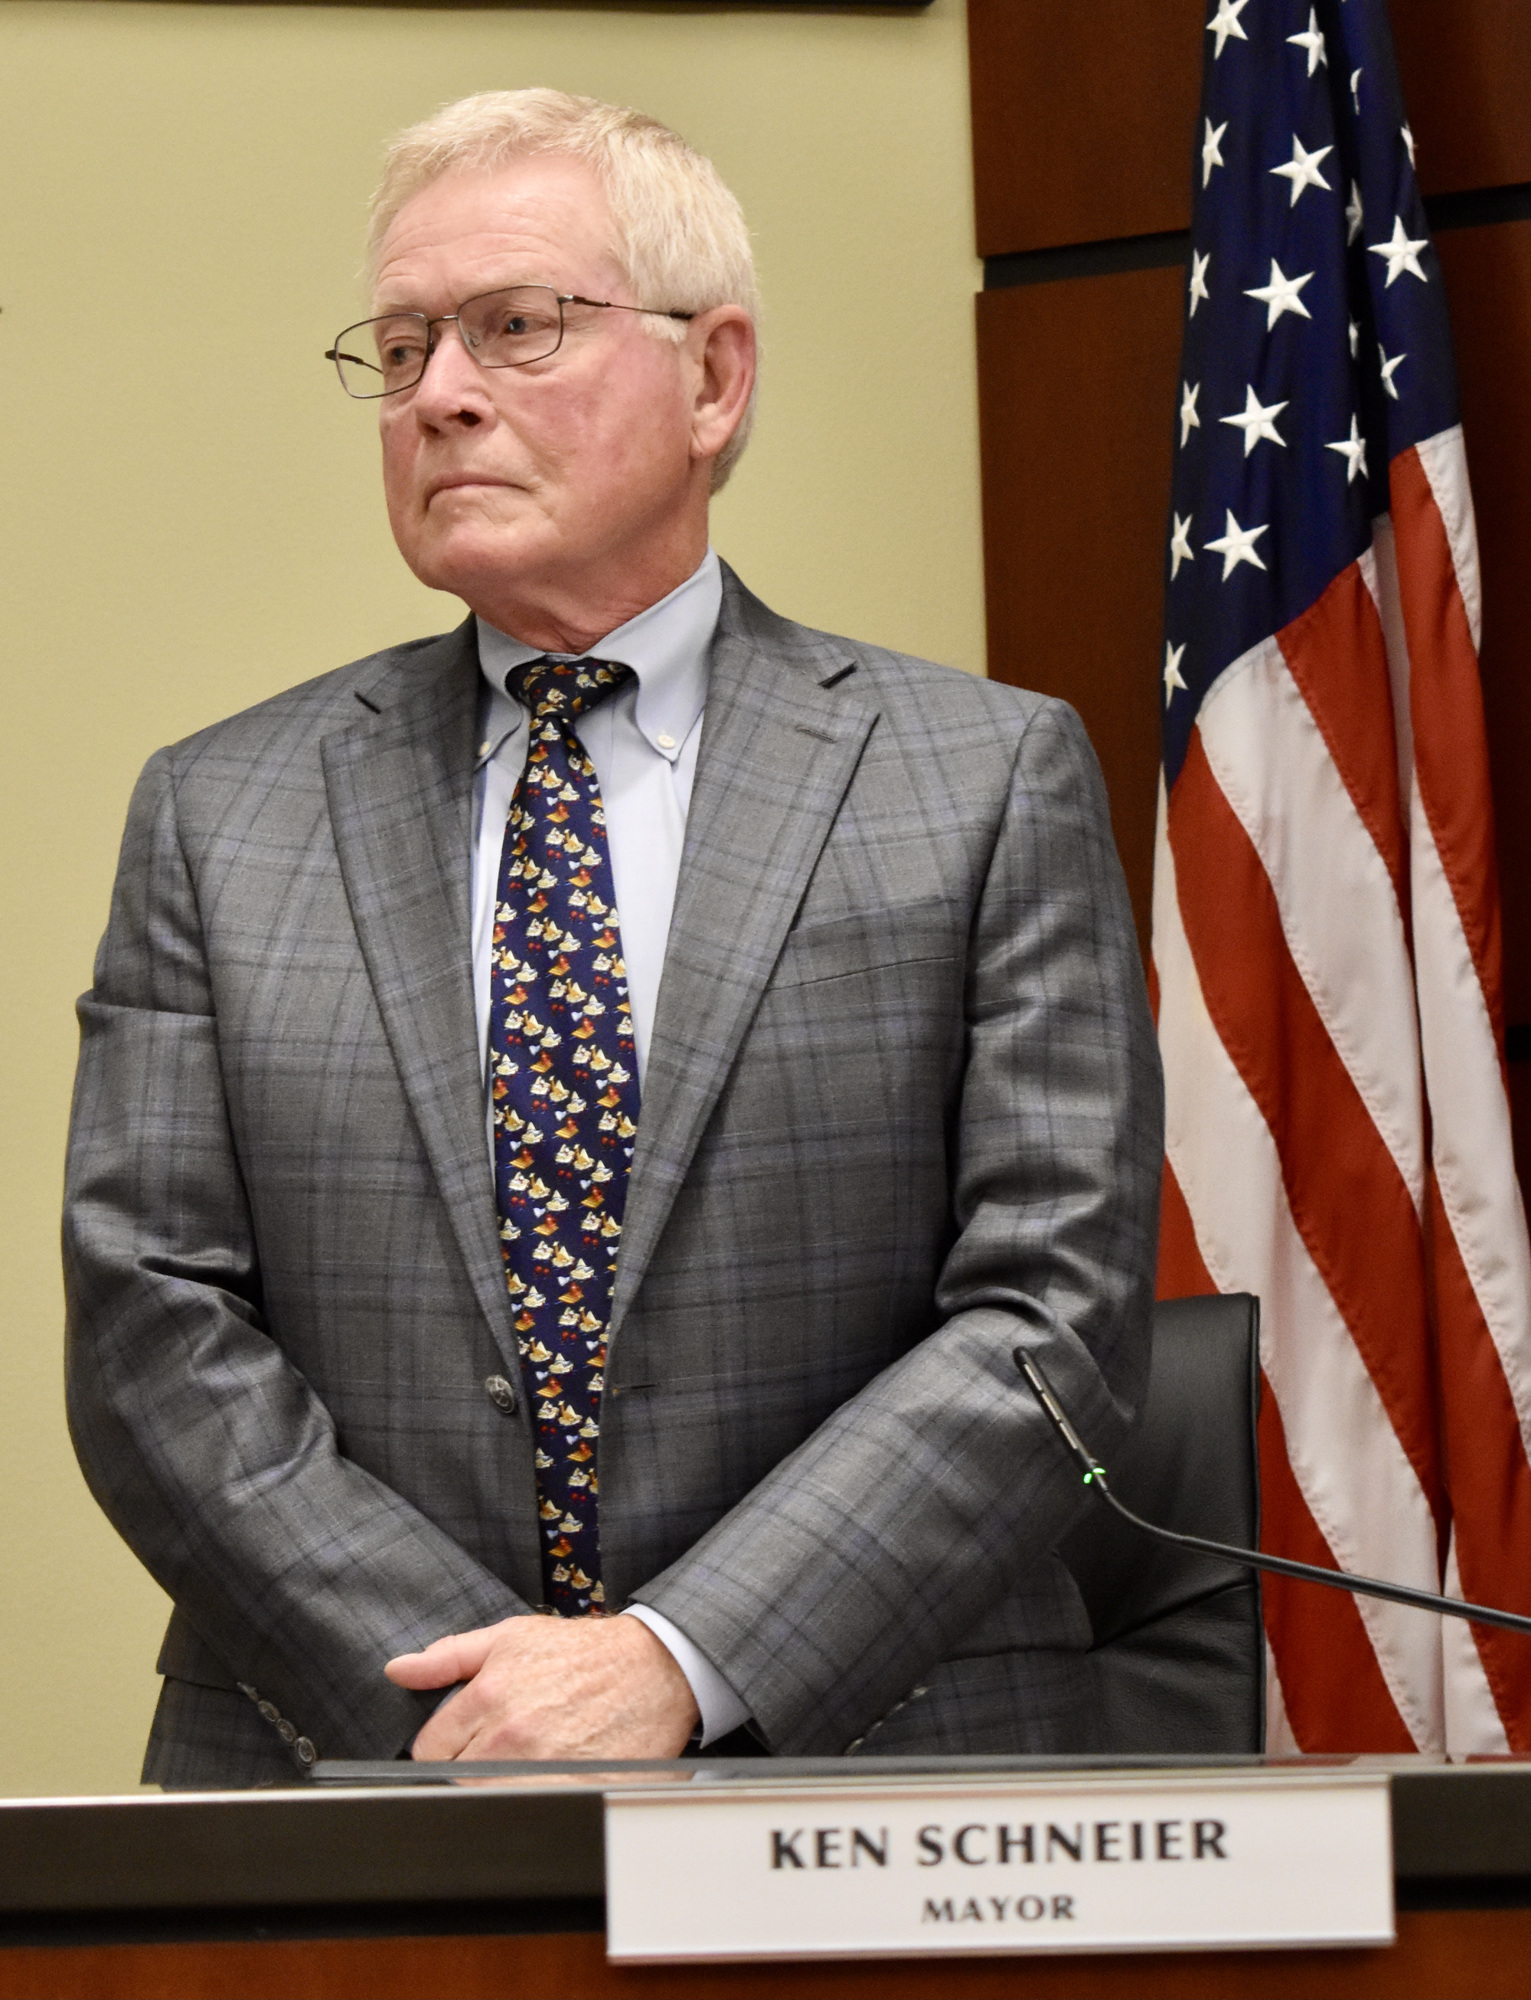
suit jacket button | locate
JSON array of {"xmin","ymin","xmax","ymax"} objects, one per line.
[
  {"xmin": 293, "ymin": 1737, "xmax": 317, "ymax": 1767},
  {"xmin": 276, "ymin": 1719, "xmax": 298, "ymax": 1745},
  {"xmin": 257, "ymin": 1701, "xmax": 279, "ymax": 1723},
  {"xmin": 484, "ymin": 1374, "xmax": 517, "ymax": 1414}
]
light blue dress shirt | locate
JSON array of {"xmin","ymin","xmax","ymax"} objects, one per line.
[{"xmin": 471, "ymin": 548, "xmax": 751, "ymax": 1746}]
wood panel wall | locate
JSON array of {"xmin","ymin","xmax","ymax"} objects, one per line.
[
  {"xmin": 969, "ymin": 0, "xmax": 1531, "ymax": 1171},
  {"xmin": 971, "ymin": 0, "xmax": 1531, "ymax": 254}
]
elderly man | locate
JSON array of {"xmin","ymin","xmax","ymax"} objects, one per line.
[{"xmin": 64, "ymin": 90, "xmax": 1161, "ymax": 1785}]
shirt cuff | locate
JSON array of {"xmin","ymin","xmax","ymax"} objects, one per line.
[{"xmin": 622, "ymin": 1605, "xmax": 751, "ymax": 1746}]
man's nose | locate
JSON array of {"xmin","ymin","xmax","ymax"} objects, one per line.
[{"xmin": 410, "ymin": 321, "xmax": 489, "ymax": 425}]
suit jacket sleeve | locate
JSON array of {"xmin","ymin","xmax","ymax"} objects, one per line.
[
  {"xmin": 63, "ymin": 750, "xmax": 524, "ymax": 1759},
  {"xmin": 629, "ymin": 698, "xmax": 1164, "ymax": 1753}
]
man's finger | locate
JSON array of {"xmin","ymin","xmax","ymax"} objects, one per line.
[
  {"xmin": 385, "ymin": 1624, "xmax": 501, "ymax": 1689},
  {"xmin": 409, "ymin": 1686, "xmax": 477, "ymax": 1762}
]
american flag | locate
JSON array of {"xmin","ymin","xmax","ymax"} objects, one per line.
[{"xmin": 1153, "ymin": 0, "xmax": 1531, "ymax": 1753}]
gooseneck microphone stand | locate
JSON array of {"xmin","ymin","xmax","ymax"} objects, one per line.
[{"xmin": 1015, "ymin": 1348, "xmax": 1531, "ymax": 1639}]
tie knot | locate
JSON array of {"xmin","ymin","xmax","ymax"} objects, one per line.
[{"xmin": 510, "ymin": 656, "xmax": 633, "ymax": 725}]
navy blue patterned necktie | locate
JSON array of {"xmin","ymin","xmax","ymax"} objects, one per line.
[{"xmin": 490, "ymin": 657, "xmax": 641, "ymax": 1616}]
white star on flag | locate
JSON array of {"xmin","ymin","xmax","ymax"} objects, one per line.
[
  {"xmin": 1164, "ymin": 642, "xmax": 1189, "ymax": 703},
  {"xmin": 1370, "ymin": 215, "xmax": 1428, "ymax": 287},
  {"xmin": 1179, "ymin": 380, "xmax": 1201, "ymax": 446},
  {"xmin": 1402, "ymin": 122, "xmax": 1417, "ymax": 167},
  {"xmin": 1206, "ymin": 0, "xmax": 1251, "ymax": 59},
  {"xmin": 1379, "ymin": 344, "xmax": 1406, "ymax": 399},
  {"xmin": 1170, "ymin": 514, "xmax": 1195, "ymax": 578},
  {"xmin": 1205, "ymin": 508, "xmax": 1269, "ymax": 579},
  {"xmin": 1346, "ymin": 181, "xmax": 1364, "ymax": 245},
  {"xmin": 1350, "ymin": 67, "xmax": 1362, "ymax": 113},
  {"xmin": 1244, "ymin": 258, "xmax": 1314, "ymax": 329},
  {"xmin": 1271, "ymin": 134, "xmax": 1333, "ymax": 207},
  {"xmin": 1189, "ymin": 250, "xmax": 1211, "ymax": 317},
  {"xmin": 1202, "ymin": 118, "xmax": 1228, "ymax": 188},
  {"xmin": 1348, "ymin": 317, "xmax": 1360, "ymax": 357},
  {"xmin": 1221, "ymin": 385, "xmax": 1288, "ymax": 456},
  {"xmin": 1326, "ymin": 414, "xmax": 1368, "ymax": 483},
  {"xmin": 1287, "ymin": 8, "xmax": 1327, "ymax": 74}
]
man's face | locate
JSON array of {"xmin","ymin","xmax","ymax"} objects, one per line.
[{"xmin": 372, "ymin": 157, "xmax": 704, "ymax": 625}]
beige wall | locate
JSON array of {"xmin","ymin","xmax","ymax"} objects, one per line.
[{"xmin": 0, "ymin": 1, "xmax": 982, "ymax": 1792}]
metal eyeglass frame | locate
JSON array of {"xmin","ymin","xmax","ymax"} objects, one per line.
[{"xmin": 325, "ymin": 285, "xmax": 696, "ymax": 399}]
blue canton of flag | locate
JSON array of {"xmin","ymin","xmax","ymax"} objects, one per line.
[{"xmin": 1164, "ymin": 0, "xmax": 1453, "ymax": 785}]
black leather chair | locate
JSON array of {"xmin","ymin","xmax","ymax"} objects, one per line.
[{"xmin": 1059, "ymin": 1293, "xmax": 1265, "ymax": 1754}]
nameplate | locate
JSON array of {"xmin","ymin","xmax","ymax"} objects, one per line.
[{"xmin": 604, "ymin": 1769, "xmax": 1393, "ymax": 1960}]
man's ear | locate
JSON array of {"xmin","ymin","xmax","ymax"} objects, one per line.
[{"xmin": 687, "ymin": 307, "xmax": 756, "ymax": 466}]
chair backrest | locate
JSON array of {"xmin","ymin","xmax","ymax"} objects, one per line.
[{"xmin": 1058, "ymin": 1293, "xmax": 1265, "ymax": 1754}]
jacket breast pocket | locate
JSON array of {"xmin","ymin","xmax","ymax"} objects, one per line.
[{"xmin": 768, "ymin": 899, "xmax": 958, "ymax": 991}]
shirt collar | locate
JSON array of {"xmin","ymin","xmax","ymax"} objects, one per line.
[{"xmin": 474, "ymin": 549, "xmax": 720, "ymax": 769}]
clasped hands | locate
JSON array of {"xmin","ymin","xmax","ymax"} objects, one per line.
[{"xmin": 386, "ymin": 1611, "xmax": 700, "ymax": 1761}]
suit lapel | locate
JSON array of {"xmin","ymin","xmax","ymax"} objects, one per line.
[
  {"xmin": 322, "ymin": 622, "xmax": 518, "ymax": 1368},
  {"xmin": 609, "ymin": 588, "xmax": 878, "ymax": 1341}
]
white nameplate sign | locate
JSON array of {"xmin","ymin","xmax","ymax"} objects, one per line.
[{"xmin": 605, "ymin": 1770, "xmax": 1393, "ymax": 1961}]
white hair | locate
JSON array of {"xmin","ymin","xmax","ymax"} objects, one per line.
[{"xmin": 368, "ymin": 88, "xmax": 758, "ymax": 488}]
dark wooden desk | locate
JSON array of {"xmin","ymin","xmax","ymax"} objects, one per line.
[{"xmin": 0, "ymin": 1757, "xmax": 1524, "ymax": 1999}]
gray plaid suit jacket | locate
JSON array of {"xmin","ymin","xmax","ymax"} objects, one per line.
[{"xmin": 64, "ymin": 567, "xmax": 1162, "ymax": 1784}]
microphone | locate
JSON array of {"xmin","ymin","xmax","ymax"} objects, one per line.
[{"xmin": 1015, "ymin": 1347, "xmax": 1531, "ymax": 1639}]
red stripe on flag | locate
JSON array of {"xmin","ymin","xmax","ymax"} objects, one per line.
[
  {"xmin": 1391, "ymin": 447, "xmax": 1505, "ymax": 1048},
  {"xmin": 1429, "ymin": 1174, "xmax": 1531, "ymax": 1750},
  {"xmin": 1169, "ymin": 736, "xmax": 1445, "ymax": 1530},
  {"xmin": 1258, "ymin": 1382, "xmax": 1417, "ymax": 1752},
  {"xmin": 1278, "ymin": 560, "xmax": 1410, "ymax": 918},
  {"xmin": 1156, "ymin": 1159, "xmax": 1217, "ymax": 1299}
]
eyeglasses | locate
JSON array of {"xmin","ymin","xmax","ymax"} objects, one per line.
[{"xmin": 325, "ymin": 284, "xmax": 695, "ymax": 399}]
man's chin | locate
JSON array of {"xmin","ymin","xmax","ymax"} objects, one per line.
[{"xmin": 406, "ymin": 524, "xmax": 555, "ymax": 602}]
